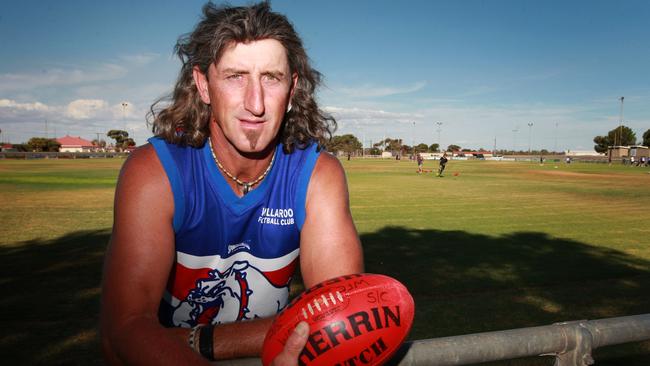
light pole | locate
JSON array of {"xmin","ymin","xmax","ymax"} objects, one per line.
[
  {"xmin": 554, "ymin": 122, "xmax": 558, "ymax": 153},
  {"xmin": 527, "ymin": 122, "xmax": 534, "ymax": 155},
  {"xmin": 618, "ymin": 96, "xmax": 624, "ymax": 146},
  {"xmin": 412, "ymin": 121, "xmax": 415, "ymax": 156},
  {"xmin": 436, "ymin": 121, "xmax": 442, "ymax": 152},
  {"xmin": 121, "ymin": 102, "xmax": 129, "ymax": 134}
]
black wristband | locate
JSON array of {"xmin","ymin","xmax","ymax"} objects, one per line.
[{"xmin": 198, "ymin": 324, "xmax": 215, "ymax": 361}]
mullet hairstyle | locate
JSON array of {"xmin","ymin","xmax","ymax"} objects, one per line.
[{"xmin": 148, "ymin": 1, "xmax": 336, "ymax": 153}]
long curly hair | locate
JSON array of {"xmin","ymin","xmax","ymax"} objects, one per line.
[{"xmin": 148, "ymin": 2, "xmax": 336, "ymax": 153}]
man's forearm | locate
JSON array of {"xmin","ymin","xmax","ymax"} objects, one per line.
[
  {"xmin": 213, "ymin": 317, "xmax": 274, "ymax": 360},
  {"xmin": 103, "ymin": 317, "xmax": 209, "ymax": 366}
]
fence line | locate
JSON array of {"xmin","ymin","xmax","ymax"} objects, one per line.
[
  {"xmin": 220, "ymin": 313, "xmax": 650, "ymax": 366},
  {"xmin": 394, "ymin": 313, "xmax": 650, "ymax": 365},
  {"xmin": 0, "ymin": 151, "xmax": 128, "ymax": 159}
]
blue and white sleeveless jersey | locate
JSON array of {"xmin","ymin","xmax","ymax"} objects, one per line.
[{"xmin": 149, "ymin": 137, "xmax": 320, "ymax": 328}]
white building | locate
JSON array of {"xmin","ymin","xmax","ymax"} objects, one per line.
[{"xmin": 56, "ymin": 135, "xmax": 95, "ymax": 152}]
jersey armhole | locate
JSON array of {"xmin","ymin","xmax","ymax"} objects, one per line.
[
  {"xmin": 295, "ymin": 144, "xmax": 320, "ymax": 230},
  {"xmin": 149, "ymin": 138, "xmax": 186, "ymax": 232}
]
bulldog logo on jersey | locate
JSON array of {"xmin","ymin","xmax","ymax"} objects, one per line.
[{"xmin": 172, "ymin": 260, "xmax": 291, "ymax": 327}]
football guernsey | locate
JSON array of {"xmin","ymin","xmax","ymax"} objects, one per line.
[{"xmin": 149, "ymin": 137, "xmax": 320, "ymax": 328}]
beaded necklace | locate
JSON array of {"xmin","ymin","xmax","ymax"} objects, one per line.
[{"xmin": 207, "ymin": 138, "xmax": 275, "ymax": 195}]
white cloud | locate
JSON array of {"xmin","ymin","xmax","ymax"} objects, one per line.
[
  {"xmin": 0, "ymin": 63, "xmax": 128, "ymax": 93},
  {"xmin": 322, "ymin": 100, "xmax": 621, "ymax": 151},
  {"xmin": 334, "ymin": 81, "xmax": 427, "ymax": 98},
  {"xmin": 119, "ymin": 53, "xmax": 160, "ymax": 66},
  {"xmin": 325, "ymin": 106, "xmax": 422, "ymax": 122},
  {"xmin": 0, "ymin": 99, "xmax": 50, "ymax": 112},
  {"xmin": 0, "ymin": 96, "xmax": 152, "ymax": 144},
  {"xmin": 65, "ymin": 99, "xmax": 109, "ymax": 119}
]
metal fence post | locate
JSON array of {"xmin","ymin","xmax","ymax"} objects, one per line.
[{"xmin": 552, "ymin": 321, "xmax": 594, "ymax": 366}]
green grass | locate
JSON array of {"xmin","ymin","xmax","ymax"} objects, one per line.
[{"xmin": 1, "ymin": 157, "xmax": 649, "ymax": 364}]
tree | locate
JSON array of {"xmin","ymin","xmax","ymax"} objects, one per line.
[
  {"xmin": 593, "ymin": 125, "xmax": 636, "ymax": 153},
  {"xmin": 13, "ymin": 143, "xmax": 29, "ymax": 152},
  {"xmin": 325, "ymin": 134, "xmax": 362, "ymax": 155},
  {"xmin": 92, "ymin": 139, "xmax": 107, "ymax": 148},
  {"xmin": 122, "ymin": 138, "xmax": 136, "ymax": 150},
  {"xmin": 374, "ymin": 138, "xmax": 402, "ymax": 153},
  {"xmin": 27, "ymin": 137, "xmax": 60, "ymax": 152},
  {"xmin": 593, "ymin": 136, "xmax": 609, "ymax": 154},
  {"xmin": 414, "ymin": 143, "xmax": 428, "ymax": 153},
  {"xmin": 107, "ymin": 130, "xmax": 129, "ymax": 152},
  {"xmin": 447, "ymin": 144, "xmax": 461, "ymax": 152},
  {"xmin": 643, "ymin": 129, "xmax": 650, "ymax": 147},
  {"xmin": 428, "ymin": 143, "xmax": 439, "ymax": 152}
]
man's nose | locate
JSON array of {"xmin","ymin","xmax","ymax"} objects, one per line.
[{"xmin": 244, "ymin": 78, "xmax": 264, "ymax": 116}]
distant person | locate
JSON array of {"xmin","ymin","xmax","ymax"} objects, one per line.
[
  {"xmin": 417, "ymin": 153, "xmax": 424, "ymax": 173},
  {"xmin": 437, "ymin": 152, "xmax": 449, "ymax": 177},
  {"xmin": 100, "ymin": 3, "xmax": 363, "ymax": 364},
  {"xmin": 565, "ymin": 156, "xmax": 571, "ymax": 164}
]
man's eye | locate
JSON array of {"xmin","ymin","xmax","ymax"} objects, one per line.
[
  {"xmin": 226, "ymin": 74, "xmax": 242, "ymax": 80},
  {"xmin": 264, "ymin": 74, "xmax": 280, "ymax": 82}
]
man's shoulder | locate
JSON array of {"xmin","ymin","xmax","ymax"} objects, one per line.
[
  {"xmin": 125, "ymin": 143, "xmax": 157, "ymax": 166},
  {"xmin": 120, "ymin": 143, "xmax": 167, "ymax": 187}
]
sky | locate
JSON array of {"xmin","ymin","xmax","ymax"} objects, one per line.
[{"xmin": 1, "ymin": 0, "xmax": 649, "ymax": 152}]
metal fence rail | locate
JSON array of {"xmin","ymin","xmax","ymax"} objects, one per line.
[
  {"xmin": 221, "ymin": 313, "xmax": 650, "ymax": 366},
  {"xmin": 394, "ymin": 313, "xmax": 650, "ymax": 365}
]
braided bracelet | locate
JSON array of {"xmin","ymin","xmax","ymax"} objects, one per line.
[{"xmin": 188, "ymin": 325, "xmax": 202, "ymax": 353}]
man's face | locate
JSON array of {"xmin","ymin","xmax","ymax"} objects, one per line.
[{"xmin": 195, "ymin": 39, "xmax": 296, "ymax": 154}]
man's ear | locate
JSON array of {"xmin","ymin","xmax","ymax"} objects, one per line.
[
  {"xmin": 192, "ymin": 66, "xmax": 211, "ymax": 104},
  {"xmin": 289, "ymin": 72, "xmax": 298, "ymax": 100}
]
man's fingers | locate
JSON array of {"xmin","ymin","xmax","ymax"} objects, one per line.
[
  {"xmin": 270, "ymin": 322, "xmax": 309, "ymax": 366},
  {"xmin": 284, "ymin": 321, "xmax": 309, "ymax": 354}
]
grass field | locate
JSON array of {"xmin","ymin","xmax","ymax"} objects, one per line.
[{"xmin": 1, "ymin": 156, "xmax": 649, "ymax": 365}]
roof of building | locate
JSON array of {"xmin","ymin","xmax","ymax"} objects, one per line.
[{"xmin": 56, "ymin": 135, "xmax": 94, "ymax": 147}]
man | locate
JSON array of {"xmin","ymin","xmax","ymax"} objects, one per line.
[
  {"xmin": 100, "ymin": 3, "xmax": 363, "ymax": 365},
  {"xmin": 416, "ymin": 153, "xmax": 424, "ymax": 173},
  {"xmin": 437, "ymin": 152, "xmax": 449, "ymax": 177}
]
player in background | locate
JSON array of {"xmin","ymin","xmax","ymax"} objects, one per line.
[
  {"xmin": 437, "ymin": 152, "xmax": 449, "ymax": 177},
  {"xmin": 100, "ymin": 3, "xmax": 363, "ymax": 365},
  {"xmin": 416, "ymin": 153, "xmax": 424, "ymax": 173}
]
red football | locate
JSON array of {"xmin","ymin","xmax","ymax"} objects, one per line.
[{"xmin": 261, "ymin": 273, "xmax": 414, "ymax": 366}]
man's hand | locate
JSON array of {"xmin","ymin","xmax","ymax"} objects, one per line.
[{"xmin": 270, "ymin": 322, "xmax": 309, "ymax": 366}]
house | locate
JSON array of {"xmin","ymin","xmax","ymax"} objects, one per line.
[
  {"xmin": 629, "ymin": 145, "xmax": 649, "ymax": 158},
  {"xmin": 56, "ymin": 135, "xmax": 95, "ymax": 152},
  {"xmin": 608, "ymin": 145, "xmax": 649, "ymax": 159},
  {"xmin": 0, "ymin": 143, "xmax": 14, "ymax": 152}
]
